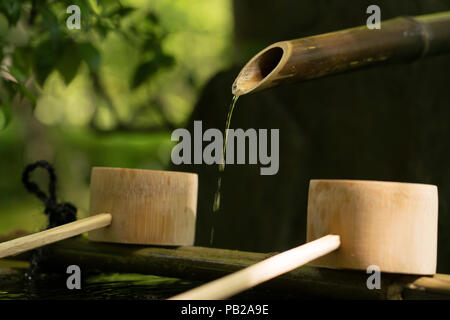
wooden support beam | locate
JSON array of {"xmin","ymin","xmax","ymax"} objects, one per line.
[
  {"xmin": 1, "ymin": 236, "xmax": 449, "ymax": 299},
  {"xmin": 31, "ymin": 238, "xmax": 449, "ymax": 300}
]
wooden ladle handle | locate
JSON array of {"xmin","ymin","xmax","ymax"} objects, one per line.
[
  {"xmin": 0, "ymin": 213, "xmax": 112, "ymax": 259},
  {"xmin": 169, "ymin": 234, "xmax": 341, "ymax": 300}
]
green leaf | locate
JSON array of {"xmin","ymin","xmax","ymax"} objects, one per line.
[
  {"xmin": 0, "ymin": 99, "xmax": 12, "ymax": 130},
  {"xmin": 132, "ymin": 61, "xmax": 158, "ymax": 89},
  {"xmin": 12, "ymin": 47, "xmax": 33, "ymax": 77},
  {"xmin": 143, "ymin": 37, "xmax": 160, "ymax": 51},
  {"xmin": 34, "ymin": 39, "xmax": 98, "ymax": 86},
  {"xmin": 0, "ymin": 72, "xmax": 36, "ymax": 109},
  {"xmin": 0, "ymin": 0, "xmax": 23, "ymax": 26},
  {"xmin": 107, "ymin": 6, "xmax": 135, "ymax": 18},
  {"xmin": 77, "ymin": 43, "xmax": 101, "ymax": 73},
  {"xmin": 0, "ymin": 13, "xmax": 9, "ymax": 39},
  {"xmin": 41, "ymin": 8, "xmax": 61, "ymax": 40},
  {"xmin": 131, "ymin": 52, "xmax": 174, "ymax": 89},
  {"xmin": 147, "ymin": 12, "xmax": 159, "ymax": 24},
  {"xmin": 95, "ymin": 22, "xmax": 109, "ymax": 38},
  {"xmin": 34, "ymin": 40, "xmax": 59, "ymax": 86},
  {"xmin": 7, "ymin": 66, "xmax": 26, "ymax": 83},
  {"xmin": 56, "ymin": 43, "xmax": 82, "ymax": 84},
  {"xmin": 17, "ymin": 83, "xmax": 36, "ymax": 108}
]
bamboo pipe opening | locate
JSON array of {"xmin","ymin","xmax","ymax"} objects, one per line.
[
  {"xmin": 232, "ymin": 45, "xmax": 285, "ymax": 96},
  {"xmin": 231, "ymin": 12, "xmax": 450, "ymax": 96}
]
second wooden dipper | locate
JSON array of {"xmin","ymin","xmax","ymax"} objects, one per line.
[{"xmin": 171, "ymin": 179, "xmax": 438, "ymax": 300}]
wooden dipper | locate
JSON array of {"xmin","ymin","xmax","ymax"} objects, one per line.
[
  {"xmin": 171, "ymin": 180, "xmax": 438, "ymax": 300},
  {"xmin": 0, "ymin": 167, "xmax": 198, "ymax": 258}
]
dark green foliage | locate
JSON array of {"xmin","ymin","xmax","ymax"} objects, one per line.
[
  {"xmin": 55, "ymin": 40, "xmax": 82, "ymax": 85},
  {"xmin": 77, "ymin": 42, "xmax": 100, "ymax": 73},
  {"xmin": 132, "ymin": 51, "xmax": 175, "ymax": 89},
  {"xmin": 0, "ymin": 0, "xmax": 24, "ymax": 25},
  {"xmin": 0, "ymin": 0, "xmax": 173, "ymax": 129},
  {"xmin": 0, "ymin": 99, "xmax": 12, "ymax": 129},
  {"xmin": 34, "ymin": 39, "xmax": 66, "ymax": 86}
]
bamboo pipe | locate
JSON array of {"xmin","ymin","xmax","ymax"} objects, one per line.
[
  {"xmin": 232, "ymin": 11, "xmax": 450, "ymax": 96},
  {"xmin": 170, "ymin": 180, "xmax": 438, "ymax": 300}
]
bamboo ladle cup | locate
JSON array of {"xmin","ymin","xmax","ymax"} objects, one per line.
[
  {"xmin": 0, "ymin": 167, "xmax": 198, "ymax": 259},
  {"xmin": 170, "ymin": 180, "xmax": 438, "ymax": 300}
]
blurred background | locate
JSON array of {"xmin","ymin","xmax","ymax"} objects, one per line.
[
  {"xmin": 1, "ymin": 0, "xmax": 450, "ymax": 274},
  {"xmin": 0, "ymin": 0, "xmax": 233, "ymax": 231}
]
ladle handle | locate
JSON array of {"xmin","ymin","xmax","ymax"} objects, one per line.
[
  {"xmin": 0, "ymin": 213, "xmax": 112, "ymax": 259},
  {"xmin": 169, "ymin": 234, "xmax": 341, "ymax": 300}
]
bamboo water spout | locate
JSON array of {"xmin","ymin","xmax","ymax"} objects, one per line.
[{"xmin": 232, "ymin": 11, "xmax": 450, "ymax": 96}]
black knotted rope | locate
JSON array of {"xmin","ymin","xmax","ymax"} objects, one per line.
[
  {"xmin": 22, "ymin": 160, "xmax": 77, "ymax": 229},
  {"xmin": 21, "ymin": 160, "xmax": 77, "ymax": 278}
]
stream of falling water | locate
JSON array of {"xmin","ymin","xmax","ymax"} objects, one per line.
[{"xmin": 210, "ymin": 94, "xmax": 239, "ymax": 245}]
